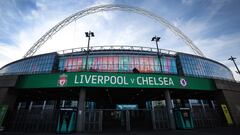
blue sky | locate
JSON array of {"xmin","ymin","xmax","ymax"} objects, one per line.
[{"xmin": 0, "ymin": 0, "xmax": 240, "ymax": 80}]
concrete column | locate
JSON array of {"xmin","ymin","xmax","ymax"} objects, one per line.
[
  {"xmin": 28, "ymin": 101, "xmax": 33, "ymax": 111},
  {"xmin": 0, "ymin": 88, "xmax": 16, "ymax": 105},
  {"xmin": 0, "ymin": 88, "xmax": 17, "ymax": 112},
  {"xmin": 77, "ymin": 88, "xmax": 86, "ymax": 132},
  {"xmin": 189, "ymin": 99, "xmax": 192, "ymax": 109},
  {"xmin": 200, "ymin": 100, "xmax": 207, "ymax": 117},
  {"xmin": 164, "ymin": 90, "xmax": 176, "ymax": 130},
  {"xmin": 171, "ymin": 99, "xmax": 175, "ymax": 108},
  {"xmin": 99, "ymin": 110, "xmax": 103, "ymax": 132},
  {"xmin": 0, "ymin": 88, "xmax": 17, "ymax": 129},
  {"xmin": 151, "ymin": 110, "xmax": 157, "ymax": 130},
  {"xmin": 211, "ymin": 100, "xmax": 216, "ymax": 110},
  {"xmin": 126, "ymin": 110, "xmax": 131, "ymax": 131}
]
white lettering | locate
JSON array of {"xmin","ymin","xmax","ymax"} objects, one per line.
[
  {"xmin": 124, "ymin": 76, "xmax": 129, "ymax": 85},
  {"xmin": 137, "ymin": 77, "xmax": 142, "ymax": 85},
  {"xmin": 74, "ymin": 75, "xmax": 79, "ymax": 84},
  {"xmin": 104, "ymin": 76, "xmax": 110, "ymax": 84},
  {"xmin": 73, "ymin": 74, "xmax": 174, "ymax": 87},
  {"xmin": 98, "ymin": 75, "xmax": 103, "ymax": 84},
  {"xmin": 169, "ymin": 78, "xmax": 174, "ymax": 86},
  {"xmin": 110, "ymin": 76, "xmax": 116, "ymax": 84},
  {"xmin": 85, "ymin": 75, "xmax": 91, "ymax": 84},
  {"xmin": 158, "ymin": 77, "xmax": 163, "ymax": 85},
  {"xmin": 130, "ymin": 78, "xmax": 135, "ymax": 84},
  {"xmin": 91, "ymin": 75, "xmax": 97, "ymax": 84},
  {"xmin": 154, "ymin": 77, "xmax": 159, "ymax": 85},
  {"xmin": 148, "ymin": 77, "xmax": 154, "ymax": 85},
  {"xmin": 142, "ymin": 77, "xmax": 148, "ymax": 85},
  {"xmin": 163, "ymin": 77, "xmax": 168, "ymax": 85},
  {"xmin": 80, "ymin": 75, "xmax": 84, "ymax": 83},
  {"xmin": 117, "ymin": 76, "xmax": 123, "ymax": 84}
]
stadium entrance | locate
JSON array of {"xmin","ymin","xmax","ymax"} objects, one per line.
[
  {"xmin": 6, "ymin": 86, "xmax": 225, "ymax": 133},
  {"xmin": 85, "ymin": 88, "xmax": 168, "ymax": 132},
  {"xmin": 7, "ymin": 88, "xmax": 167, "ymax": 132},
  {"xmin": 3, "ymin": 72, "xmax": 229, "ymax": 132}
]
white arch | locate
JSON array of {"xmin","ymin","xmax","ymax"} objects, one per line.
[{"xmin": 23, "ymin": 4, "xmax": 205, "ymax": 58}]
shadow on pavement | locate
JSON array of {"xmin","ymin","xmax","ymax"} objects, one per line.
[{"xmin": 0, "ymin": 127, "xmax": 240, "ymax": 135}]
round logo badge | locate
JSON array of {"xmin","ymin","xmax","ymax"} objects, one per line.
[
  {"xmin": 180, "ymin": 78, "xmax": 187, "ymax": 87},
  {"xmin": 58, "ymin": 74, "xmax": 68, "ymax": 87}
]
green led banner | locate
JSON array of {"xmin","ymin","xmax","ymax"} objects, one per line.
[{"xmin": 16, "ymin": 72, "xmax": 215, "ymax": 91}]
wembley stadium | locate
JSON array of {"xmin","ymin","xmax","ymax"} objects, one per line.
[{"xmin": 0, "ymin": 4, "xmax": 239, "ymax": 133}]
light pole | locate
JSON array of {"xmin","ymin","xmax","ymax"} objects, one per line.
[
  {"xmin": 152, "ymin": 36, "xmax": 175, "ymax": 129},
  {"xmin": 85, "ymin": 31, "xmax": 94, "ymax": 70},
  {"xmin": 228, "ymin": 56, "xmax": 240, "ymax": 74},
  {"xmin": 151, "ymin": 36, "xmax": 163, "ymax": 72},
  {"xmin": 152, "ymin": 36, "xmax": 176, "ymax": 129}
]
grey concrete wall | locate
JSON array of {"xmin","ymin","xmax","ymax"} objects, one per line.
[
  {"xmin": 222, "ymin": 90, "xmax": 240, "ymax": 126},
  {"xmin": 214, "ymin": 79, "xmax": 240, "ymax": 126},
  {"xmin": 0, "ymin": 75, "xmax": 18, "ymax": 88},
  {"xmin": 0, "ymin": 88, "xmax": 17, "ymax": 105},
  {"xmin": 215, "ymin": 79, "xmax": 240, "ymax": 91},
  {"xmin": 0, "ymin": 87, "xmax": 18, "ymax": 128},
  {"xmin": 0, "ymin": 75, "xmax": 19, "ymax": 112},
  {"xmin": 0, "ymin": 88, "xmax": 9, "ymax": 104}
]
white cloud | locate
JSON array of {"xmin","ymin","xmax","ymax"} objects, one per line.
[
  {"xmin": 0, "ymin": 0, "xmax": 117, "ymax": 62},
  {"xmin": 181, "ymin": 0, "xmax": 194, "ymax": 5}
]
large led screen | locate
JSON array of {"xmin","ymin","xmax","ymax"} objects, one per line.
[{"xmin": 59, "ymin": 55, "xmax": 177, "ymax": 74}]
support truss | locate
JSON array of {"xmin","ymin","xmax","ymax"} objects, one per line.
[{"xmin": 24, "ymin": 4, "xmax": 205, "ymax": 58}]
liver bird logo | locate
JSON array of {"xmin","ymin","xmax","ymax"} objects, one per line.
[{"xmin": 58, "ymin": 74, "xmax": 68, "ymax": 87}]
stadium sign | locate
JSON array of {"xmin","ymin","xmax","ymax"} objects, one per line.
[
  {"xmin": 74, "ymin": 74, "xmax": 174, "ymax": 86},
  {"xmin": 16, "ymin": 72, "xmax": 215, "ymax": 91}
]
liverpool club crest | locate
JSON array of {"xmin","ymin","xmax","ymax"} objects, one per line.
[{"xmin": 58, "ymin": 74, "xmax": 68, "ymax": 87}]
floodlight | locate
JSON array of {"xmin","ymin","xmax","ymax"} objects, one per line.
[{"xmin": 85, "ymin": 32, "xmax": 89, "ymax": 37}]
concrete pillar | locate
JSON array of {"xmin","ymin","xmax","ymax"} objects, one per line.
[
  {"xmin": 189, "ymin": 99, "xmax": 192, "ymax": 109},
  {"xmin": 151, "ymin": 110, "xmax": 157, "ymax": 130},
  {"xmin": 211, "ymin": 100, "xmax": 216, "ymax": 110},
  {"xmin": 0, "ymin": 88, "xmax": 17, "ymax": 112},
  {"xmin": 164, "ymin": 90, "xmax": 176, "ymax": 130},
  {"xmin": 126, "ymin": 110, "xmax": 131, "ymax": 131},
  {"xmin": 200, "ymin": 100, "xmax": 207, "ymax": 117},
  {"xmin": 77, "ymin": 88, "xmax": 86, "ymax": 132},
  {"xmin": 0, "ymin": 88, "xmax": 17, "ymax": 129},
  {"xmin": 0, "ymin": 88, "xmax": 15, "ymax": 105},
  {"xmin": 99, "ymin": 110, "xmax": 103, "ymax": 132}
]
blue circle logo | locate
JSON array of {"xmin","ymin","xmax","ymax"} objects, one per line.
[{"xmin": 180, "ymin": 78, "xmax": 187, "ymax": 87}]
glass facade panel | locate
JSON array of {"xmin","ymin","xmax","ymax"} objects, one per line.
[
  {"xmin": 178, "ymin": 53, "xmax": 234, "ymax": 80},
  {"xmin": 0, "ymin": 50, "xmax": 233, "ymax": 81},
  {"xmin": 0, "ymin": 53, "xmax": 56, "ymax": 75},
  {"xmin": 58, "ymin": 55, "xmax": 178, "ymax": 74}
]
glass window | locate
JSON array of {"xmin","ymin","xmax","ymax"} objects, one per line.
[
  {"xmin": 178, "ymin": 54, "xmax": 234, "ymax": 80},
  {"xmin": 57, "ymin": 54, "xmax": 178, "ymax": 74},
  {"xmin": 0, "ymin": 53, "xmax": 56, "ymax": 75}
]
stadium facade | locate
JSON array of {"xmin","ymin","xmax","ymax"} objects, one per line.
[{"xmin": 0, "ymin": 46, "xmax": 240, "ymax": 132}]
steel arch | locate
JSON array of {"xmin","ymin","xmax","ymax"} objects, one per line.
[{"xmin": 24, "ymin": 4, "xmax": 205, "ymax": 58}]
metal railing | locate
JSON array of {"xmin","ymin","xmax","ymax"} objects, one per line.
[
  {"xmin": 84, "ymin": 109, "xmax": 169, "ymax": 132},
  {"xmin": 7, "ymin": 109, "xmax": 58, "ymax": 132},
  {"xmin": 6, "ymin": 107, "xmax": 226, "ymax": 132},
  {"xmin": 192, "ymin": 107, "xmax": 223, "ymax": 128},
  {"xmin": 84, "ymin": 110, "xmax": 103, "ymax": 132},
  {"xmin": 57, "ymin": 45, "xmax": 177, "ymax": 56},
  {"xmin": 152, "ymin": 108, "xmax": 170, "ymax": 130}
]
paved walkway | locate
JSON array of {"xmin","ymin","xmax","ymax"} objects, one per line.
[{"xmin": 1, "ymin": 127, "xmax": 240, "ymax": 135}]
